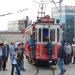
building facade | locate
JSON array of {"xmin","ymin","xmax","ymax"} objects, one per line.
[
  {"xmin": 8, "ymin": 16, "xmax": 32, "ymax": 32},
  {"xmin": 51, "ymin": 6, "xmax": 75, "ymax": 44},
  {"xmin": 0, "ymin": 31, "xmax": 26, "ymax": 43},
  {"xmin": 8, "ymin": 19, "xmax": 26, "ymax": 32}
]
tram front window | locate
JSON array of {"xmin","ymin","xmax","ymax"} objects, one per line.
[
  {"xmin": 50, "ymin": 29, "xmax": 55, "ymax": 41},
  {"xmin": 43, "ymin": 28, "xmax": 49, "ymax": 42}
]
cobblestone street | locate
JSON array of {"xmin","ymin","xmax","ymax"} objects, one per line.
[{"xmin": 0, "ymin": 57, "xmax": 75, "ymax": 75}]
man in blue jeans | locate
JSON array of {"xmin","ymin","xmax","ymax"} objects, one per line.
[
  {"xmin": 11, "ymin": 48, "xmax": 20, "ymax": 75},
  {"xmin": 58, "ymin": 41, "xmax": 66, "ymax": 75},
  {"xmin": 17, "ymin": 43, "xmax": 26, "ymax": 71}
]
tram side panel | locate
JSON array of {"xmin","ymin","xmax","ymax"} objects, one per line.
[
  {"xmin": 25, "ymin": 39, "xmax": 60, "ymax": 64},
  {"xmin": 35, "ymin": 43, "xmax": 60, "ymax": 62}
]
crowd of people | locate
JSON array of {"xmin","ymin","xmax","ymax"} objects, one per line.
[
  {"xmin": 57, "ymin": 40, "xmax": 75, "ymax": 75},
  {"xmin": 0, "ymin": 39, "xmax": 75, "ymax": 75},
  {"xmin": 0, "ymin": 42, "xmax": 26, "ymax": 75}
]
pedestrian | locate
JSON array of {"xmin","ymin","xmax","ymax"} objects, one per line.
[
  {"xmin": 9, "ymin": 42, "xmax": 15, "ymax": 54},
  {"xmin": 0, "ymin": 43, "xmax": 3, "ymax": 70},
  {"xmin": 71, "ymin": 44, "xmax": 75, "ymax": 64},
  {"xmin": 46, "ymin": 41, "xmax": 52, "ymax": 58},
  {"xmin": 2, "ymin": 43, "xmax": 8, "ymax": 71},
  {"xmin": 11, "ymin": 48, "xmax": 20, "ymax": 75},
  {"xmin": 65, "ymin": 43, "xmax": 72, "ymax": 65},
  {"xmin": 57, "ymin": 41, "xmax": 66, "ymax": 75},
  {"xmin": 9, "ymin": 42, "xmax": 15, "ymax": 64},
  {"xmin": 28, "ymin": 34, "xmax": 35, "ymax": 64},
  {"xmin": 17, "ymin": 43, "xmax": 26, "ymax": 71},
  {"xmin": 4, "ymin": 43, "xmax": 9, "ymax": 62}
]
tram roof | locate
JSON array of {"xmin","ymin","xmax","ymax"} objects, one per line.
[{"xmin": 25, "ymin": 23, "xmax": 60, "ymax": 30}]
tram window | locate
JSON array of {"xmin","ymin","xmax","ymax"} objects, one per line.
[
  {"xmin": 57, "ymin": 29, "xmax": 59, "ymax": 42},
  {"xmin": 43, "ymin": 28, "xmax": 49, "ymax": 42},
  {"xmin": 35, "ymin": 28, "xmax": 37, "ymax": 41},
  {"xmin": 39, "ymin": 28, "xmax": 41, "ymax": 42},
  {"xmin": 50, "ymin": 29, "xmax": 55, "ymax": 41}
]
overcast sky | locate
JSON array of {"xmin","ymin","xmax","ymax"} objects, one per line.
[{"xmin": 0, "ymin": 0, "xmax": 75, "ymax": 31}]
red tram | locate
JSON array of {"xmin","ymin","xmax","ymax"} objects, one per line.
[{"xmin": 24, "ymin": 15, "xmax": 61, "ymax": 64}]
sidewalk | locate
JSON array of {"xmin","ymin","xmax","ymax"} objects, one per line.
[{"xmin": 55, "ymin": 64, "xmax": 75, "ymax": 75}]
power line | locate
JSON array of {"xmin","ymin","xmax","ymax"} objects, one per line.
[
  {"xmin": 48, "ymin": 0, "xmax": 63, "ymax": 10},
  {"xmin": 51, "ymin": 0, "xmax": 58, "ymax": 10},
  {"xmin": 0, "ymin": 8, "xmax": 28, "ymax": 17},
  {"xmin": 0, "ymin": 13, "xmax": 12, "ymax": 16},
  {"xmin": 33, "ymin": 0, "xmax": 40, "ymax": 4},
  {"xmin": 33, "ymin": 0, "xmax": 49, "ymax": 4}
]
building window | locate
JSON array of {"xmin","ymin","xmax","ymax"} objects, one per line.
[{"xmin": 65, "ymin": 10, "xmax": 74, "ymax": 13}]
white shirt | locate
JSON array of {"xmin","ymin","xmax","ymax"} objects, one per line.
[{"xmin": 65, "ymin": 45, "xmax": 72, "ymax": 54}]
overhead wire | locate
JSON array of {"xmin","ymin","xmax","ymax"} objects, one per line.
[
  {"xmin": 50, "ymin": 0, "xmax": 58, "ymax": 10},
  {"xmin": 0, "ymin": 8, "xmax": 28, "ymax": 17}
]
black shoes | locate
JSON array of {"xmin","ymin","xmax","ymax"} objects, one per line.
[
  {"xmin": 64, "ymin": 69, "xmax": 66, "ymax": 73},
  {"xmin": 59, "ymin": 69, "xmax": 66, "ymax": 75},
  {"xmin": 21, "ymin": 68, "xmax": 26, "ymax": 71},
  {"xmin": 3, "ymin": 69, "xmax": 7, "ymax": 71}
]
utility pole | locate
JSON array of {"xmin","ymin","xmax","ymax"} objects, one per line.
[
  {"xmin": 59, "ymin": 0, "xmax": 62, "ymax": 24},
  {"xmin": 74, "ymin": 14, "xmax": 75, "ymax": 43},
  {"xmin": 59, "ymin": 0, "xmax": 63, "ymax": 41}
]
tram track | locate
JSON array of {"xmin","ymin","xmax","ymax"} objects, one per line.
[
  {"xmin": 34, "ymin": 64, "xmax": 50, "ymax": 75},
  {"xmin": 34, "ymin": 64, "xmax": 56, "ymax": 75},
  {"xmin": 25, "ymin": 60, "xmax": 56, "ymax": 75}
]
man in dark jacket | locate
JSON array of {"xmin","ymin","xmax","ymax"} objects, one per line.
[
  {"xmin": 58, "ymin": 41, "xmax": 66, "ymax": 75},
  {"xmin": 2, "ymin": 43, "xmax": 8, "ymax": 71},
  {"xmin": 47, "ymin": 41, "xmax": 52, "ymax": 58}
]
